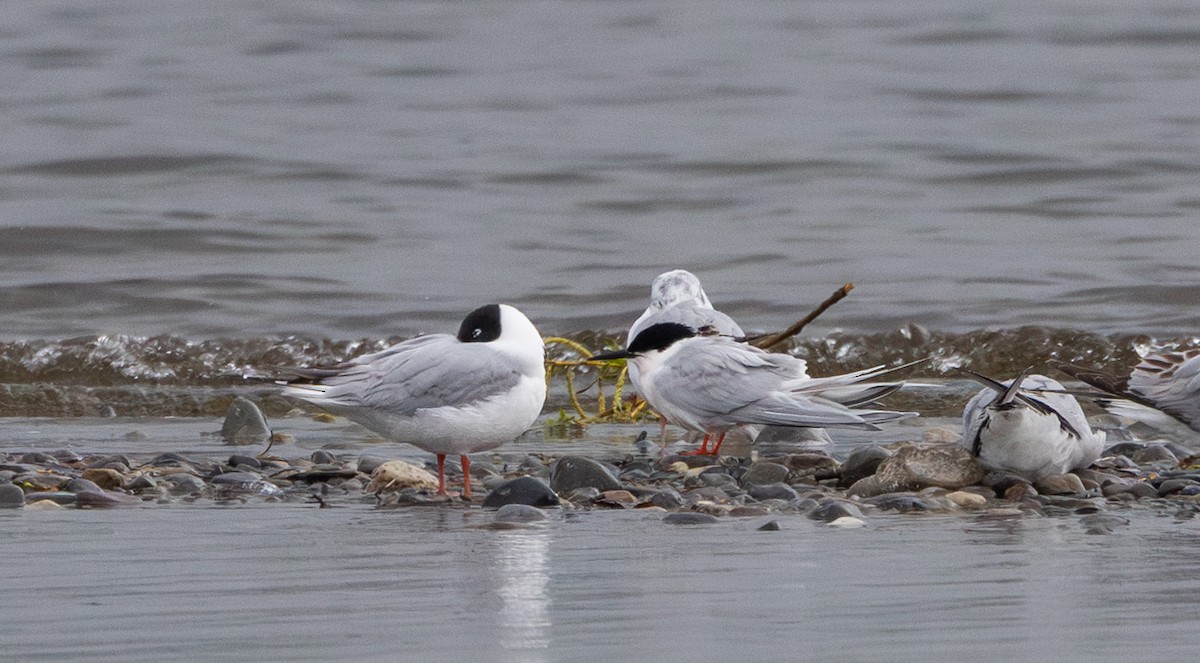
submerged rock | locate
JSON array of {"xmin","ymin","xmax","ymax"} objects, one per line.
[
  {"xmin": 662, "ymin": 512, "xmax": 720, "ymax": 525},
  {"xmin": 494, "ymin": 504, "xmax": 548, "ymax": 523},
  {"xmin": 221, "ymin": 396, "xmax": 272, "ymax": 445},
  {"xmin": 481, "ymin": 476, "xmax": 559, "ymax": 508}
]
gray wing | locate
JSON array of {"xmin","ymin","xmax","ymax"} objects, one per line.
[
  {"xmin": 1128, "ymin": 349, "xmax": 1200, "ymax": 429},
  {"xmin": 629, "ymin": 304, "xmax": 744, "ymax": 342},
  {"xmin": 285, "ymin": 334, "xmax": 524, "ymax": 415},
  {"xmin": 658, "ymin": 340, "xmax": 794, "ymax": 417}
]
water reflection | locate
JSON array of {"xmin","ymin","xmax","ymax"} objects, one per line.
[{"xmin": 490, "ymin": 528, "xmax": 552, "ymax": 659}]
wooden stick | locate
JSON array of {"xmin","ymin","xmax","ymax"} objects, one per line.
[{"xmin": 748, "ymin": 282, "xmax": 854, "ymax": 351}]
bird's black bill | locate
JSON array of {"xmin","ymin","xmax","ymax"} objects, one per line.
[{"xmin": 589, "ymin": 349, "xmax": 634, "ymax": 361}]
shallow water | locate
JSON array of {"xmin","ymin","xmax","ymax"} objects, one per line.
[
  {"xmin": 6, "ymin": 491, "xmax": 1200, "ymax": 662},
  {"xmin": 4, "ymin": 415, "xmax": 1200, "ymax": 661},
  {"xmin": 4, "ymin": 1, "xmax": 1200, "ymax": 660}
]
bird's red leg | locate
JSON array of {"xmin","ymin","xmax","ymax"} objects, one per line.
[
  {"xmin": 436, "ymin": 453, "xmax": 448, "ymax": 495},
  {"xmin": 709, "ymin": 433, "xmax": 727, "ymax": 456},
  {"xmin": 460, "ymin": 455, "xmax": 472, "ymax": 499},
  {"xmin": 681, "ymin": 433, "xmax": 712, "ymax": 456}
]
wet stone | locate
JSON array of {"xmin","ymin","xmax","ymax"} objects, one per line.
[
  {"xmin": 865, "ymin": 493, "xmax": 935, "ymax": 512},
  {"xmin": 228, "ymin": 454, "xmax": 262, "ymax": 468},
  {"xmin": 1131, "ymin": 445, "xmax": 1178, "ymax": 465},
  {"xmin": 838, "ymin": 445, "xmax": 893, "ymax": 488},
  {"xmin": 163, "ymin": 474, "xmax": 207, "ymax": 495},
  {"xmin": 699, "ymin": 472, "xmax": 738, "ymax": 489},
  {"xmin": 1101, "ymin": 479, "xmax": 1157, "ymax": 499},
  {"xmin": 1004, "ymin": 482, "xmax": 1039, "ymax": 501},
  {"xmin": 125, "ymin": 475, "xmax": 158, "ymax": 492},
  {"xmin": 19, "ymin": 452, "xmax": 56, "ymax": 464},
  {"xmin": 662, "ymin": 512, "xmax": 720, "ymax": 525},
  {"xmin": 310, "ymin": 450, "xmax": 338, "ymax": 465},
  {"xmin": 481, "ymin": 476, "xmax": 559, "ymax": 508},
  {"xmin": 356, "ymin": 456, "xmax": 387, "ymax": 476},
  {"xmin": 81, "ymin": 468, "xmax": 124, "ymax": 491},
  {"xmin": 808, "ymin": 499, "xmax": 863, "ymax": 523},
  {"xmin": 1034, "ymin": 474, "xmax": 1086, "ymax": 496},
  {"xmin": 221, "ymin": 396, "xmax": 272, "ymax": 445},
  {"xmin": 647, "ymin": 489, "xmax": 685, "ymax": 510},
  {"xmin": 494, "ymin": 504, "xmax": 548, "ymax": 523},
  {"xmin": 947, "ymin": 491, "xmax": 988, "ymax": 508},
  {"xmin": 747, "ymin": 482, "xmax": 800, "ymax": 502},
  {"xmin": 740, "ymin": 461, "xmax": 790, "ymax": 487},
  {"xmin": 75, "ymin": 490, "xmax": 141, "ymax": 508},
  {"xmin": 23, "ymin": 491, "xmax": 76, "ymax": 505},
  {"xmin": 781, "ymin": 453, "xmax": 840, "ymax": 479},
  {"xmin": 874, "ymin": 444, "xmax": 984, "ymax": 491},
  {"xmin": 757, "ymin": 519, "xmax": 781, "ymax": 531},
  {"xmin": 0, "ymin": 483, "xmax": 25, "ymax": 508},
  {"xmin": 64, "ymin": 477, "xmax": 105, "ymax": 494},
  {"xmin": 728, "ymin": 505, "xmax": 770, "ymax": 517},
  {"xmin": 550, "ymin": 456, "xmax": 621, "ymax": 494},
  {"xmin": 562, "ymin": 486, "xmax": 601, "ymax": 504}
]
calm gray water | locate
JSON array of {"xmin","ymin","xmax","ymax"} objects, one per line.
[
  {"xmin": 2, "ymin": 0, "xmax": 1199, "ymax": 339},
  {"xmin": 4, "ymin": 1, "xmax": 1200, "ymax": 660},
  {"xmin": 3, "ymin": 415, "xmax": 1198, "ymax": 662}
]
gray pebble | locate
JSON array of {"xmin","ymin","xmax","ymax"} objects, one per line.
[
  {"xmin": 75, "ymin": 490, "xmax": 141, "ymax": 508},
  {"xmin": 310, "ymin": 450, "xmax": 338, "ymax": 465},
  {"xmin": 64, "ymin": 477, "xmax": 105, "ymax": 494},
  {"xmin": 1131, "ymin": 445, "xmax": 1178, "ymax": 465},
  {"xmin": 747, "ymin": 482, "xmax": 800, "ymax": 502},
  {"xmin": 550, "ymin": 456, "xmax": 621, "ymax": 494},
  {"xmin": 663, "ymin": 512, "xmax": 720, "ymax": 525},
  {"xmin": 356, "ymin": 456, "xmax": 387, "ymax": 475},
  {"xmin": 808, "ymin": 498, "xmax": 864, "ymax": 523},
  {"xmin": 1101, "ymin": 479, "xmax": 1157, "ymax": 499},
  {"xmin": 0, "ymin": 483, "xmax": 25, "ymax": 508},
  {"xmin": 482, "ymin": 476, "xmax": 559, "ymax": 508},
  {"xmin": 23, "ymin": 491, "xmax": 76, "ymax": 505},
  {"xmin": 495, "ymin": 504, "xmax": 548, "ymax": 523},
  {"xmin": 163, "ymin": 474, "xmax": 207, "ymax": 495},
  {"xmin": 228, "ymin": 454, "xmax": 262, "ymax": 469},
  {"xmin": 740, "ymin": 461, "xmax": 790, "ymax": 487},
  {"xmin": 838, "ymin": 445, "xmax": 893, "ymax": 488}
]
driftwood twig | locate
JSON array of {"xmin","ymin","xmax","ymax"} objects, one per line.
[{"xmin": 748, "ymin": 282, "xmax": 854, "ymax": 351}]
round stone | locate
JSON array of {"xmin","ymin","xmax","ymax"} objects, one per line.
[
  {"xmin": 549, "ymin": 456, "xmax": 621, "ymax": 494},
  {"xmin": 0, "ymin": 483, "xmax": 25, "ymax": 508},
  {"xmin": 481, "ymin": 476, "xmax": 559, "ymax": 508}
]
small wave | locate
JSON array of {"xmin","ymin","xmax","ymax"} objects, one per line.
[{"xmin": 0, "ymin": 326, "xmax": 1192, "ymax": 418}]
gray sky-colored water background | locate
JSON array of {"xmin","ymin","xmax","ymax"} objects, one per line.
[{"xmin": 4, "ymin": 2, "xmax": 1200, "ymax": 662}]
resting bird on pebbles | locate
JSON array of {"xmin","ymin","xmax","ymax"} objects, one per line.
[
  {"xmin": 960, "ymin": 370, "xmax": 1105, "ymax": 482},
  {"xmin": 278, "ymin": 304, "xmax": 546, "ymax": 498},
  {"xmin": 1055, "ymin": 349, "xmax": 1200, "ymax": 441},
  {"xmin": 591, "ymin": 322, "xmax": 915, "ymax": 456}
]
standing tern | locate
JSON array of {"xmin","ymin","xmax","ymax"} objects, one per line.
[
  {"xmin": 278, "ymin": 304, "xmax": 546, "ymax": 498},
  {"xmin": 591, "ymin": 322, "xmax": 915, "ymax": 456}
]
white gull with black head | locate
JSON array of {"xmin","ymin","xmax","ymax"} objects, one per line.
[{"xmin": 279, "ymin": 303, "xmax": 546, "ymax": 496}]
